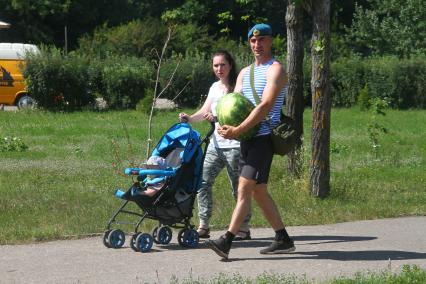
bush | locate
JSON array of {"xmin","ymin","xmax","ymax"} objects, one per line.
[
  {"xmin": 136, "ymin": 89, "xmax": 154, "ymax": 114},
  {"xmin": 24, "ymin": 48, "xmax": 154, "ymax": 111},
  {"xmin": 99, "ymin": 56, "xmax": 153, "ymax": 109},
  {"xmin": 78, "ymin": 19, "xmax": 215, "ymax": 60},
  {"xmin": 24, "ymin": 47, "xmax": 94, "ymax": 110},
  {"xmin": 0, "ymin": 136, "xmax": 28, "ymax": 152},
  {"xmin": 159, "ymin": 52, "xmax": 215, "ymax": 107},
  {"xmin": 78, "ymin": 18, "xmax": 168, "ymax": 60},
  {"xmin": 357, "ymin": 84, "xmax": 371, "ymax": 110},
  {"xmin": 330, "ymin": 56, "xmax": 366, "ymax": 107},
  {"xmin": 171, "ymin": 24, "xmax": 214, "ymax": 56},
  {"xmin": 330, "ymin": 55, "xmax": 426, "ymax": 108}
]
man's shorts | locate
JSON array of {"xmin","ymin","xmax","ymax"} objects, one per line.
[{"xmin": 239, "ymin": 134, "xmax": 273, "ymax": 184}]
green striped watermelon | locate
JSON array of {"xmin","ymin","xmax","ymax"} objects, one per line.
[{"xmin": 216, "ymin": 92, "xmax": 259, "ymax": 140}]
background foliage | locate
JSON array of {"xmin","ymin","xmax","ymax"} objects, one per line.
[{"xmin": 2, "ymin": 0, "xmax": 426, "ymax": 110}]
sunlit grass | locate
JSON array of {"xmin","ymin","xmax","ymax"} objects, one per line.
[
  {"xmin": 0, "ymin": 108, "xmax": 425, "ymax": 244},
  {"xmin": 169, "ymin": 265, "xmax": 426, "ymax": 284}
]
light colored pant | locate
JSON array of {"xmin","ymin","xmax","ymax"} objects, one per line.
[{"xmin": 197, "ymin": 143, "xmax": 251, "ymax": 230}]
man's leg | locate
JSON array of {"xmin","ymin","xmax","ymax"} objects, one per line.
[
  {"xmin": 252, "ymin": 184, "xmax": 284, "ymax": 230},
  {"xmin": 228, "ymin": 177, "xmax": 255, "ymax": 234},
  {"xmin": 223, "ymin": 148, "xmax": 251, "ymax": 235},
  {"xmin": 252, "ymin": 184, "xmax": 295, "ymax": 254},
  {"xmin": 206, "ymin": 176, "xmax": 255, "ymax": 259}
]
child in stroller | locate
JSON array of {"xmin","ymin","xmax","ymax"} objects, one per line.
[
  {"xmin": 135, "ymin": 155, "xmax": 169, "ymax": 197},
  {"xmin": 103, "ymin": 122, "xmax": 214, "ymax": 253}
]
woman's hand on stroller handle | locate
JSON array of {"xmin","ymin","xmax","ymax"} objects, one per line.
[{"xmin": 179, "ymin": 112, "xmax": 189, "ymax": 123}]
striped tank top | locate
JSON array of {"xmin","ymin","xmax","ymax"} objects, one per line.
[{"xmin": 242, "ymin": 59, "xmax": 286, "ymax": 136}]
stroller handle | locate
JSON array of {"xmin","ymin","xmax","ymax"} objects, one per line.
[
  {"xmin": 124, "ymin": 168, "xmax": 176, "ymax": 176},
  {"xmin": 203, "ymin": 120, "xmax": 216, "ymax": 142}
]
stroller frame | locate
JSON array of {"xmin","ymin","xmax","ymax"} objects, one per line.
[{"xmin": 103, "ymin": 122, "xmax": 215, "ymax": 252}]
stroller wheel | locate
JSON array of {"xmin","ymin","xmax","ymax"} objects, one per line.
[
  {"xmin": 178, "ymin": 229, "xmax": 199, "ymax": 248},
  {"xmin": 108, "ymin": 229, "xmax": 126, "ymax": 249},
  {"xmin": 157, "ymin": 226, "xmax": 173, "ymax": 245},
  {"xmin": 103, "ymin": 230, "xmax": 112, "ymax": 248},
  {"xmin": 135, "ymin": 233, "xmax": 154, "ymax": 253},
  {"xmin": 130, "ymin": 233, "xmax": 141, "ymax": 251},
  {"xmin": 151, "ymin": 226, "xmax": 159, "ymax": 244}
]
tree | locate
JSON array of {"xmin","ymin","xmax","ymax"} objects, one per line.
[
  {"xmin": 286, "ymin": 0, "xmax": 331, "ymax": 197},
  {"xmin": 346, "ymin": 0, "xmax": 426, "ymax": 57},
  {"xmin": 285, "ymin": 0, "xmax": 305, "ymax": 176},
  {"xmin": 309, "ymin": 0, "xmax": 331, "ymax": 197}
]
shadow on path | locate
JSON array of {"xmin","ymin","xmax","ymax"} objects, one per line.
[
  {"xmin": 226, "ymin": 250, "xmax": 426, "ymax": 262},
  {"xmin": 137, "ymin": 234, "xmax": 378, "ymax": 253},
  {"xmin": 230, "ymin": 235, "xmax": 377, "ymax": 249}
]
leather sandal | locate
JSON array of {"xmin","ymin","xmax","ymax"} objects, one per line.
[
  {"xmin": 234, "ymin": 229, "xmax": 251, "ymax": 241},
  {"xmin": 197, "ymin": 227, "xmax": 210, "ymax": 238}
]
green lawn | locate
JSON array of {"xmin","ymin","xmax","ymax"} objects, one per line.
[
  {"xmin": 0, "ymin": 108, "xmax": 425, "ymax": 244},
  {"xmin": 171, "ymin": 265, "xmax": 426, "ymax": 283}
]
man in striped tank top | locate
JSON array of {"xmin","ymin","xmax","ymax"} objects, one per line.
[{"xmin": 207, "ymin": 23, "xmax": 295, "ymax": 259}]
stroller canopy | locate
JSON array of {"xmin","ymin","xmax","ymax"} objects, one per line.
[
  {"xmin": 151, "ymin": 123, "xmax": 202, "ymax": 164},
  {"xmin": 150, "ymin": 123, "xmax": 204, "ymax": 194}
]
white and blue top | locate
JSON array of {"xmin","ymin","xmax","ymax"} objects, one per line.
[{"xmin": 242, "ymin": 59, "xmax": 286, "ymax": 136}]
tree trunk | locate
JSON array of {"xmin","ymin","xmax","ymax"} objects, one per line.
[
  {"xmin": 309, "ymin": 0, "xmax": 331, "ymax": 197},
  {"xmin": 285, "ymin": 0, "xmax": 305, "ymax": 177}
]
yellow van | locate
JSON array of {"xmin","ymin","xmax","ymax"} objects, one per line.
[{"xmin": 0, "ymin": 43, "xmax": 39, "ymax": 108}]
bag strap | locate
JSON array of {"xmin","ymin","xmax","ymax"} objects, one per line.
[
  {"xmin": 250, "ymin": 63, "xmax": 273, "ymax": 128},
  {"xmin": 250, "ymin": 63, "xmax": 261, "ymax": 105}
]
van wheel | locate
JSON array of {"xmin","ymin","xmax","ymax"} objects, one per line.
[{"xmin": 17, "ymin": 95, "xmax": 36, "ymax": 109}]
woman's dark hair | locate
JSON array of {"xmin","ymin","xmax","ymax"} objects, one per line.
[{"xmin": 212, "ymin": 50, "xmax": 237, "ymax": 92}]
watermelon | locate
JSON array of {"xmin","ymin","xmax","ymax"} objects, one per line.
[{"xmin": 216, "ymin": 92, "xmax": 259, "ymax": 140}]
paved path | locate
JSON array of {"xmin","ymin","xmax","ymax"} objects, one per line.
[
  {"xmin": 1, "ymin": 105, "xmax": 18, "ymax": 111},
  {"xmin": 1, "ymin": 216, "xmax": 426, "ymax": 283}
]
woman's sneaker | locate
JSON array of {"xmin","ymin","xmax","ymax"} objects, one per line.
[{"xmin": 259, "ymin": 239, "xmax": 296, "ymax": 254}]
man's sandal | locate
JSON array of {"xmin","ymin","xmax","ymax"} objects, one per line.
[
  {"xmin": 197, "ymin": 227, "xmax": 210, "ymax": 238},
  {"xmin": 234, "ymin": 229, "xmax": 251, "ymax": 241}
]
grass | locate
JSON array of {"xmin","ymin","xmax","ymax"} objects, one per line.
[
  {"xmin": 170, "ymin": 265, "xmax": 426, "ymax": 283},
  {"xmin": 0, "ymin": 108, "xmax": 425, "ymax": 244}
]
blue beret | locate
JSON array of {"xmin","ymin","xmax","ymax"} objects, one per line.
[{"xmin": 247, "ymin": 23, "xmax": 272, "ymax": 39}]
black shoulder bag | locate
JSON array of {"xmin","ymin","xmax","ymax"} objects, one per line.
[{"xmin": 250, "ymin": 63, "xmax": 297, "ymax": 156}]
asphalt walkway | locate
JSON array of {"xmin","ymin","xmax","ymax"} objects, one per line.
[{"xmin": 1, "ymin": 216, "xmax": 425, "ymax": 283}]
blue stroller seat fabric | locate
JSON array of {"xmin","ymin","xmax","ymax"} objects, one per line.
[{"xmin": 103, "ymin": 122, "xmax": 214, "ymax": 252}]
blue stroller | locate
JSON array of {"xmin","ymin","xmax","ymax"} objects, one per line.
[{"xmin": 103, "ymin": 122, "xmax": 214, "ymax": 252}]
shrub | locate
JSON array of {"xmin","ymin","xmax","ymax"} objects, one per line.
[
  {"xmin": 99, "ymin": 56, "xmax": 153, "ymax": 109},
  {"xmin": 77, "ymin": 18, "xmax": 168, "ymax": 60},
  {"xmin": 330, "ymin": 56, "xmax": 365, "ymax": 107},
  {"xmin": 330, "ymin": 55, "xmax": 426, "ymax": 108},
  {"xmin": 24, "ymin": 47, "xmax": 94, "ymax": 111},
  {"xmin": 78, "ymin": 19, "xmax": 214, "ymax": 60},
  {"xmin": 159, "ymin": 52, "xmax": 215, "ymax": 107},
  {"xmin": 357, "ymin": 84, "xmax": 371, "ymax": 110},
  {"xmin": 0, "ymin": 136, "xmax": 28, "ymax": 152},
  {"xmin": 171, "ymin": 24, "xmax": 214, "ymax": 56},
  {"xmin": 136, "ymin": 89, "xmax": 154, "ymax": 114}
]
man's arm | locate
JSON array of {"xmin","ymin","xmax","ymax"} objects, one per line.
[
  {"xmin": 219, "ymin": 63, "xmax": 287, "ymax": 139},
  {"xmin": 233, "ymin": 66, "xmax": 249, "ymax": 93}
]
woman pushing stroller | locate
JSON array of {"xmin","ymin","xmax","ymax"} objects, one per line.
[{"xmin": 179, "ymin": 50, "xmax": 252, "ymax": 240}]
